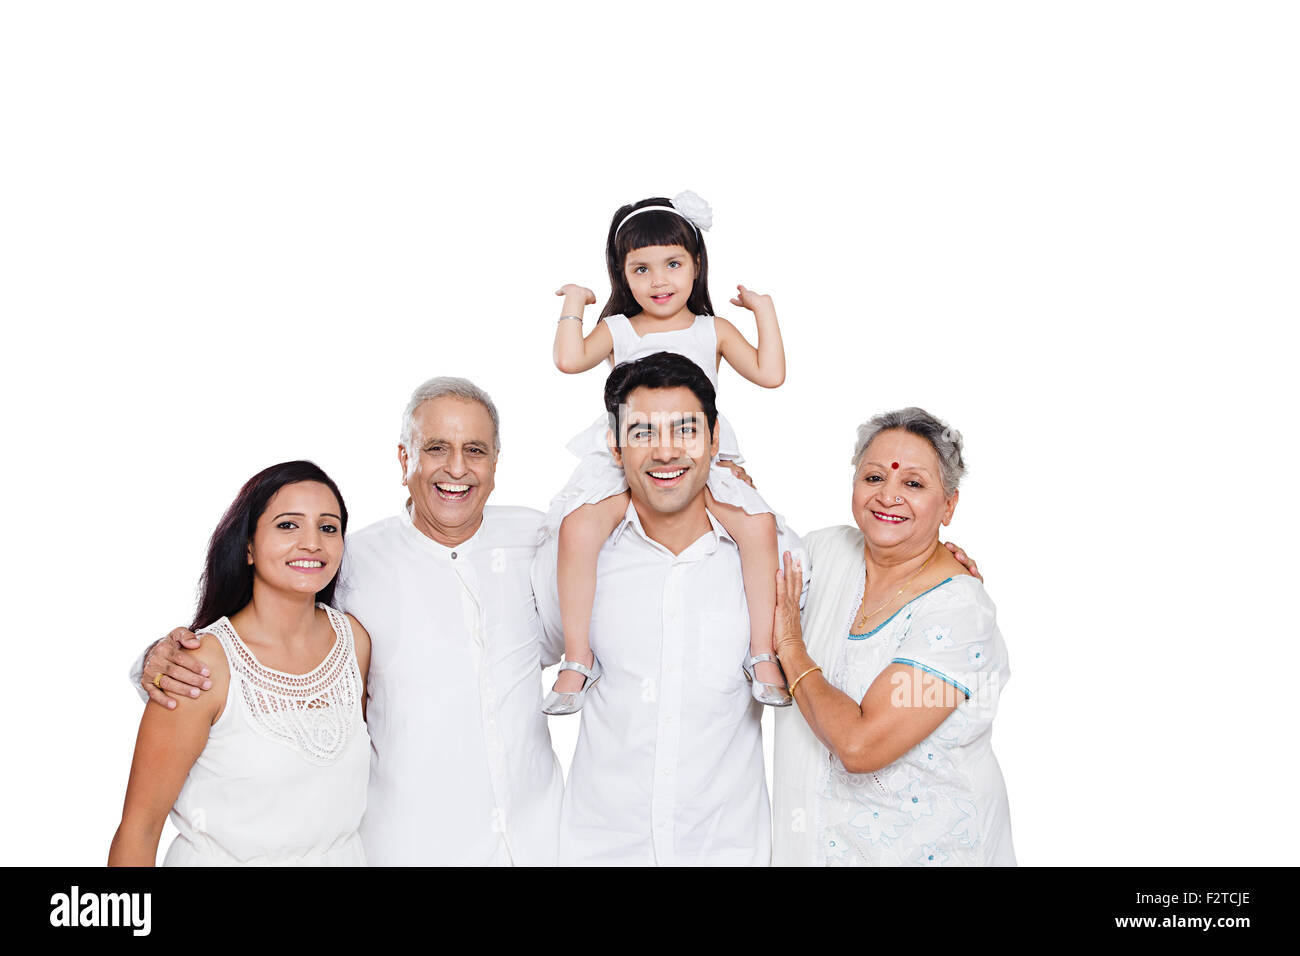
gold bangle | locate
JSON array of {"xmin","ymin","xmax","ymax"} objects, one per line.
[{"xmin": 787, "ymin": 665, "xmax": 821, "ymax": 699}]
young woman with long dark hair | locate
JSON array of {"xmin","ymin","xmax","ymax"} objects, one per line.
[{"xmin": 109, "ymin": 461, "xmax": 372, "ymax": 866}]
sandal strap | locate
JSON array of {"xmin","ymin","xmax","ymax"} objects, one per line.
[
  {"xmin": 558, "ymin": 660, "xmax": 597, "ymax": 680},
  {"xmin": 747, "ymin": 653, "xmax": 778, "ymax": 667}
]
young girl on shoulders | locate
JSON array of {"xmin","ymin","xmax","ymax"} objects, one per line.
[{"xmin": 544, "ymin": 191, "xmax": 791, "ymax": 714}]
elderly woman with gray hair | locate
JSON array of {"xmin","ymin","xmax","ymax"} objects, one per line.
[{"xmin": 771, "ymin": 408, "xmax": 1014, "ymax": 866}]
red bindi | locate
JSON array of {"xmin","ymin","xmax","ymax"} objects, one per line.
[{"xmin": 891, "ymin": 461, "xmax": 899, "ymax": 470}]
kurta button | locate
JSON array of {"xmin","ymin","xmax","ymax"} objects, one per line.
[{"xmin": 451, "ymin": 551, "xmax": 458, "ymax": 559}]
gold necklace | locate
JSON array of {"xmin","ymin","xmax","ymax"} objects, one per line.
[{"xmin": 854, "ymin": 542, "xmax": 941, "ymax": 631}]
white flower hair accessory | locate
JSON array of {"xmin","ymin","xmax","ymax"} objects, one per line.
[
  {"xmin": 615, "ymin": 190, "xmax": 714, "ymax": 236},
  {"xmin": 671, "ymin": 190, "xmax": 712, "ymax": 231}
]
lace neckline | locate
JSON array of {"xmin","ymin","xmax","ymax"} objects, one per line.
[
  {"xmin": 218, "ymin": 604, "xmax": 340, "ymax": 680},
  {"xmin": 202, "ymin": 604, "xmax": 362, "ymax": 765}
]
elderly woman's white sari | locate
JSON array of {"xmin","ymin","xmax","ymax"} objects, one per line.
[{"xmin": 772, "ymin": 526, "xmax": 1015, "ymax": 867}]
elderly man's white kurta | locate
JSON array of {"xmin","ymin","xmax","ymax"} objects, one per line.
[
  {"xmin": 532, "ymin": 504, "xmax": 807, "ymax": 866},
  {"xmin": 336, "ymin": 505, "xmax": 563, "ymax": 866}
]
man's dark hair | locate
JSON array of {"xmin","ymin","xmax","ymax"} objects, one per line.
[{"xmin": 603, "ymin": 351, "xmax": 719, "ymax": 447}]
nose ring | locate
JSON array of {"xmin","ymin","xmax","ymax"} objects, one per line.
[{"xmin": 895, "ymin": 496, "xmax": 902, "ymax": 503}]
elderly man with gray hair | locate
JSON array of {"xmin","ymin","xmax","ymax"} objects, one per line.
[{"xmin": 137, "ymin": 376, "xmax": 563, "ymax": 865}]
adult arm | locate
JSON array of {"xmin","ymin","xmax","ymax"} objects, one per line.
[
  {"xmin": 109, "ymin": 636, "xmax": 227, "ymax": 865},
  {"xmin": 716, "ymin": 286, "xmax": 785, "ymax": 388},
  {"xmin": 773, "ymin": 557, "xmax": 958, "ymax": 774},
  {"xmin": 553, "ymin": 284, "xmax": 614, "ymax": 374},
  {"xmin": 529, "ymin": 536, "xmax": 565, "ymax": 667},
  {"xmin": 132, "ymin": 628, "xmax": 213, "ymax": 709}
]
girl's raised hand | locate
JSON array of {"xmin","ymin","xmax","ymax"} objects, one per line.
[
  {"xmin": 729, "ymin": 284, "xmax": 773, "ymax": 312},
  {"xmin": 556, "ymin": 283, "xmax": 597, "ymax": 306}
]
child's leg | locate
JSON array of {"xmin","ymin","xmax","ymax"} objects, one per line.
[
  {"xmin": 553, "ymin": 491, "xmax": 631, "ymax": 694},
  {"xmin": 704, "ymin": 490, "xmax": 782, "ymax": 687}
]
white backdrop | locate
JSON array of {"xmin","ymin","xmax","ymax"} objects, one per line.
[{"xmin": 2, "ymin": 1, "xmax": 1295, "ymax": 866}]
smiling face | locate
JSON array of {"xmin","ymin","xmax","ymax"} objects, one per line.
[
  {"xmin": 852, "ymin": 429, "xmax": 958, "ymax": 556},
  {"xmin": 609, "ymin": 385, "xmax": 718, "ymax": 517},
  {"xmin": 623, "ymin": 244, "xmax": 698, "ymax": 322},
  {"xmin": 246, "ymin": 481, "xmax": 345, "ymax": 597},
  {"xmin": 398, "ymin": 395, "xmax": 497, "ymax": 546}
]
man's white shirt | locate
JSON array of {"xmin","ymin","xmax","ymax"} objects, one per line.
[
  {"xmin": 337, "ymin": 504, "xmax": 563, "ymax": 866},
  {"xmin": 532, "ymin": 503, "xmax": 808, "ymax": 866}
]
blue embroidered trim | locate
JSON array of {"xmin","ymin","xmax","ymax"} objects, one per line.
[
  {"xmin": 890, "ymin": 658, "xmax": 971, "ymax": 699},
  {"xmin": 848, "ymin": 578, "xmax": 954, "ymax": 640}
]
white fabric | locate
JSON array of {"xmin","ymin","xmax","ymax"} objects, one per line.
[
  {"xmin": 532, "ymin": 502, "xmax": 809, "ymax": 866},
  {"xmin": 335, "ymin": 505, "xmax": 564, "ymax": 866},
  {"xmin": 772, "ymin": 526, "xmax": 1015, "ymax": 867},
  {"xmin": 543, "ymin": 313, "xmax": 773, "ymax": 534},
  {"xmin": 164, "ymin": 604, "xmax": 369, "ymax": 866},
  {"xmin": 606, "ymin": 313, "xmax": 723, "ymax": 391}
]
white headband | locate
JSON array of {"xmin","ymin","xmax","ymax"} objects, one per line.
[{"xmin": 615, "ymin": 190, "xmax": 713, "ymax": 237}]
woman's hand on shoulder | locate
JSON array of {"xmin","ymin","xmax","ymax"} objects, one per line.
[
  {"xmin": 943, "ymin": 541, "xmax": 982, "ymax": 582},
  {"xmin": 556, "ymin": 283, "xmax": 596, "ymax": 306}
]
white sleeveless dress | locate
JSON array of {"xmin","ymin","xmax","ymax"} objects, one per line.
[
  {"xmin": 163, "ymin": 604, "xmax": 370, "ymax": 866},
  {"xmin": 542, "ymin": 313, "xmax": 777, "ymax": 534}
]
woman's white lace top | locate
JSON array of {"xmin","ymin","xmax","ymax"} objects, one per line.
[
  {"xmin": 163, "ymin": 603, "xmax": 370, "ymax": 866},
  {"xmin": 216, "ymin": 604, "xmax": 363, "ymax": 764}
]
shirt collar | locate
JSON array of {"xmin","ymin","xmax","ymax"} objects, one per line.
[
  {"xmin": 610, "ymin": 500, "xmax": 736, "ymax": 553},
  {"xmin": 399, "ymin": 500, "xmax": 483, "ymax": 559}
]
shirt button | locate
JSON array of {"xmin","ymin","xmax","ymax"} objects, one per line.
[
  {"xmin": 451, "ymin": 551, "xmax": 458, "ymax": 559},
  {"xmin": 662, "ymin": 768, "xmax": 672, "ymax": 776}
]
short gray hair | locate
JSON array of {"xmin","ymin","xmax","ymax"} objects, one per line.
[
  {"xmin": 400, "ymin": 376, "xmax": 501, "ymax": 480},
  {"xmin": 851, "ymin": 407, "xmax": 966, "ymax": 496}
]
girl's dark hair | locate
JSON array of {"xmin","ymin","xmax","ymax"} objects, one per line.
[
  {"xmin": 191, "ymin": 461, "xmax": 348, "ymax": 630},
  {"xmin": 600, "ymin": 197, "xmax": 714, "ymax": 320}
]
